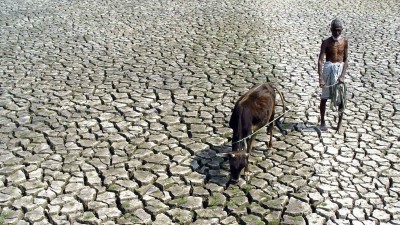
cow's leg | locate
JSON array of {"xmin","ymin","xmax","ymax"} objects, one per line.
[
  {"xmin": 244, "ymin": 136, "xmax": 255, "ymax": 173},
  {"xmin": 267, "ymin": 122, "xmax": 274, "ymax": 149},
  {"xmin": 268, "ymin": 127, "xmax": 273, "ymax": 149},
  {"xmin": 267, "ymin": 111, "xmax": 274, "ymax": 149},
  {"xmin": 240, "ymin": 137, "xmax": 254, "ymax": 182}
]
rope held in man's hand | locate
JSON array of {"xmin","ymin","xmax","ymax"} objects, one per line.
[{"xmin": 329, "ymin": 82, "xmax": 347, "ymax": 112}]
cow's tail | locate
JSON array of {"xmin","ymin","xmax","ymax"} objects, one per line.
[
  {"xmin": 273, "ymin": 87, "xmax": 287, "ymax": 129},
  {"xmin": 274, "ymin": 87, "xmax": 286, "ymax": 115}
]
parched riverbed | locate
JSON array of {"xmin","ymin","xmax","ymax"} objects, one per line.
[{"xmin": 0, "ymin": 0, "xmax": 399, "ymax": 224}]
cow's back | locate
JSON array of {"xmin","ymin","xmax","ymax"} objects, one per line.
[
  {"xmin": 240, "ymin": 83, "xmax": 275, "ymax": 109},
  {"xmin": 229, "ymin": 83, "xmax": 276, "ymax": 129}
]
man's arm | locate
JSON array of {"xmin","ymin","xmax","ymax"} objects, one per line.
[
  {"xmin": 339, "ymin": 39, "xmax": 349, "ymax": 82},
  {"xmin": 318, "ymin": 40, "xmax": 326, "ymax": 87}
]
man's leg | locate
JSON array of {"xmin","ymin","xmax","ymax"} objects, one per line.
[
  {"xmin": 320, "ymin": 99, "xmax": 328, "ymax": 131},
  {"xmin": 337, "ymin": 103, "xmax": 344, "ymax": 131}
]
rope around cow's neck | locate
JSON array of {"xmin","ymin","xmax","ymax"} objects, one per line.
[{"xmin": 230, "ymin": 82, "xmax": 346, "ymax": 145}]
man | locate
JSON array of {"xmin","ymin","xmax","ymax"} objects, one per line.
[{"xmin": 318, "ymin": 18, "xmax": 348, "ymax": 131}]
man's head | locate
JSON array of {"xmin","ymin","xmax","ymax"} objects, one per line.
[{"xmin": 330, "ymin": 19, "xmax": 343, "ymax": 40}]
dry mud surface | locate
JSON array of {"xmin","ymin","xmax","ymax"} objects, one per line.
[{"xmin": 0, "ymin": 0, "xmax": 399, "ymax": 224}]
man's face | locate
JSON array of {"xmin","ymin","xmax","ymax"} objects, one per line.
[{"xmin": 331, "ymin": 26, "xmax": 343, "ymax": 38}]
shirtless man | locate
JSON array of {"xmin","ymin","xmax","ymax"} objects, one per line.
[{"xmin": 318, "ymin": 19, "xmax": 348, "ymax": 131}]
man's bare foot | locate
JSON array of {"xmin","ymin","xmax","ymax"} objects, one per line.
[
  {"xmin": 336, "ymin": 123, "xmax": 342, "ymax": 133},
  {"xmin": 337, "ymin": 113, "xmax": 343, "ymax": 133},
  {"xmin": 320, "ymin": 122, "xmax": 327, "ymax": 131}
]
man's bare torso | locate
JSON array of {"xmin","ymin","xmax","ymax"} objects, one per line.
[{"xmin": 322, "ymin": 37, "xmax": 348, "ymax": 63}]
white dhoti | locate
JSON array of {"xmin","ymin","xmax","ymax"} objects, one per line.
[{"xmin": 321, "ymin": 61, "xmax": 344, "ymax": 100}]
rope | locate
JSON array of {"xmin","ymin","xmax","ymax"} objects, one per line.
[
  {"xmin": 231, "ymin": 111, "xmax": 287, "ymax": 145},
  {"xmin": 330, "ymin": 83, "xmax": 347, "ymax": 113}
]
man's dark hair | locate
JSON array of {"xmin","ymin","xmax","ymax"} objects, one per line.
[{"xmin": 331, "ymin": 19, "xmax": 343, "ymax": 29}]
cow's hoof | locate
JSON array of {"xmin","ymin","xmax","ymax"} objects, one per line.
[
  {"xmin": 243, "ymin": 173, "xmax": 250, "ymax": 182},
  {"xmin": 243, "ymin": 171, "xmax": 253, "ymax": 181},
  {"xmin": 282, "ymin": 130, "xmax": 288, "ymax": 135},
  {"xmin": 230, "ymin": 178, "xmax": 239, "ymax": 184}
]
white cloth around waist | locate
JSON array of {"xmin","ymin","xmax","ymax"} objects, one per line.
[{"xmin": 321, "ymin": 61, "xmax": 344, "ymax": 99}]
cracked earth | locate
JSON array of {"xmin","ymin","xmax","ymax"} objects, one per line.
[{"xmin": 0, "ymin": 0, "xmax": 399, "ymax": 224}]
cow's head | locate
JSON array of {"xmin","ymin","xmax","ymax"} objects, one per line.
[
  {"xmin": 227, "ymin": 151, "xmax": 249, "ymax": 183},
  {"xmin": 217, "ymin": 150, "xmax": 249, "ymax": 183}
]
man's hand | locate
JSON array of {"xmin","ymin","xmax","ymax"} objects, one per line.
[
  {"xmin": 337, "ymin": 76, "xmax": 345, "ymax": 83},
  {"xmin": 319, "ymin": 79, "xmax": 325, "ymax": 88}
]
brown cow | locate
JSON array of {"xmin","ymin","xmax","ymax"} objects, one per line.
[{"xmin": 226, "ymin": 83, "xmax": 286, "ymax": 183}]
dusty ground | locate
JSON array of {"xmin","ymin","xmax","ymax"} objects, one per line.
[{"xmin": 0, "ymin": 0, "xmax": 399, "ymax": 224}]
